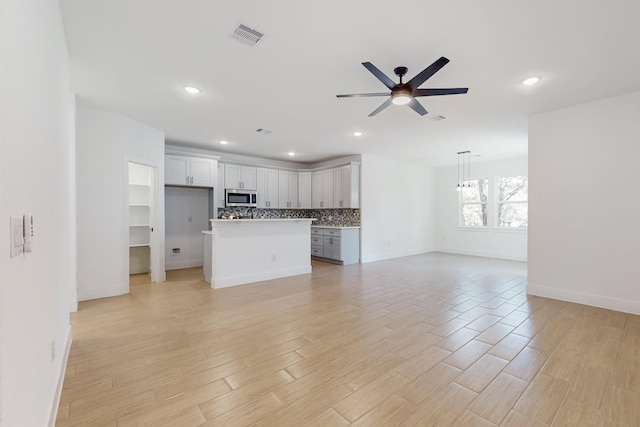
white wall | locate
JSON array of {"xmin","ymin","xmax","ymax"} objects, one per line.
[
  {"xmin": 76, "ymin": 102, "xmax": 165, "ymax": 301},
  {"xmin": 434, "ymin": 157, "xmax": 528, "ymax": 261},
  {"xmin": 360, "ymin": 154, "xmax": 434, "ymax": 262},
  {"xmin": 528, "ymin": 91, "xmax": 640, "ymax": 315},
  {"xmin": 165, "ymin": 187, "xmax": 210, "ymax": 270},
  {"xmin": 0, "ymin": 0, "xmax": 74, "ymax": 425}
]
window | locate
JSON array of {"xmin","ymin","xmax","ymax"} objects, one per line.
[
  {"xmin": 460, "ymin": 178, "xmax": 488, "ymax": 227},
  {"xmin": 496, "ymin": 176, "xmax": 528, "ymax": 228}
]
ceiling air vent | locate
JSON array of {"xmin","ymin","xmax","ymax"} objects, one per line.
[
  {"xmin": 429, "ymin": 115, "xmax": 446, "ymax": 121},
  {"xmin": 256, "ymin": 128, "xmax": 272, "ymax": 134},
  {"xmin": 232, "ymin": 24, "xmax": 263, "ymax": 46}
]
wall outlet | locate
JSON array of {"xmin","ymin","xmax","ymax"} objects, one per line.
[
  {"xmin": 171, "ymin": 248, "xmax": 180, "ymax": 256},
  {"xmin": 50, "ymin": 340, "xmax": 55, "ymax": 362}
]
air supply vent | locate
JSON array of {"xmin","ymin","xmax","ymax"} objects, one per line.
[
  {"xmin": 232, "ymin": 24, "xmax": 263, "ymax": 46},
  {"xmin": 256, "ymin": 128, "xmax": 272, "ymax": 134},
  {"xmin": 429, "ymin": 115, "xmax": 446, "ymax": 121}
]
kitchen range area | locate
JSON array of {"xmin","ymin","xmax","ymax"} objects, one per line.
[{"xmin": 164, "ymin": 150, "xmax": 361, "ymax": 289}]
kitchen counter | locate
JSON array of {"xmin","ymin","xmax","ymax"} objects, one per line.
[
  {"xmin": 203, "ymin": 218, "xmax": 314, "ymax": 288},
  {"xmin": 213, "ymin": 218, "xmax": 316, "ymax": 223}
]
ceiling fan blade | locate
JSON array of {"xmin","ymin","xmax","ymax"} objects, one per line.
[
  {"xmin": 336, "ymin": 92, "xmax": 390, "ymax": 98},
  {"xmin": 368, "ymin": 98, "xmax": 393, "ymax": 117},
  {"xmin": 362, "ymin": 62, "xmax": 396, "ymax": 90},
  {"xmin": 414, "ymin": 88, "xmax": 469, "ymax": 96},
  {"xmin": 408, "ymin": 98, "xmax": 428, "ymax": 116},
  {"xmin": 407, "ymin": 56, "xmax": 450, "ymax": 90}
]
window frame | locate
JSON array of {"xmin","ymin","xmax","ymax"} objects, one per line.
[
  {"xmin": 495, "ymin": 175, "xmax": 528, "ymax": 230},
  {"xmin": 458, "ymin": 178, "xmax": 489, "ymax": 229}
]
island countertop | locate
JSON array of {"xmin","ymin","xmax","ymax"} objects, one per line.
[{"xmin": 211, "ymin": 218, "xmax": 316, "ymax": 224}]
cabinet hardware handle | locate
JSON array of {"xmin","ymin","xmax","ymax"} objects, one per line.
[
  {"xmin": 186, "ymin": 176, "xmax": 189, "ymax": 184},
  {"xmin": 190, "ymin": 176, "xmax": 194, "ymax": 184}
]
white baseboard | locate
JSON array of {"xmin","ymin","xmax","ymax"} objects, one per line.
[
  {"xmin": 48, "ymin": 326, "xmax": 72, "ymax": 427},
  {"xmin": 527, "ymin": 283, "xmax": 640, "ymax": 315},
  {"xmin": 361, "ymin": 247, "xmax": 434, "ymax": 263},
  {"xmin": 78, "ymin": 283, "xmax": 128, "ymax": 301},
  {"xmin": 166, "ymin": 258, "xmax": 203, "ymax": 271},
  {"xmin": 212, "ymin": 265, "xmax": 312, "ymax": 289},
  {"xmin": 436, "ymin": 247, "xmax": 527, "ymax": 262}
]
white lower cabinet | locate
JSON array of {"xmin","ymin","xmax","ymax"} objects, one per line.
[{"xmin": 310, "ymin": 227, "xmax": 359, "ymax": 265}]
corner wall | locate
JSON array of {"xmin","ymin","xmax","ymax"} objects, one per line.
[
  {"xmin": 434, "ymin": 157, "xmax": 528, "ymax": 261},
  {"xmin": 528, "ymin": 91, "xmax": 640, "ymax": 314},
  {"xmin": 360, "ymin": 154, "xmax": 435, "ymax": 262},
  {"xmin": 0, "ymin": 0, "xmax": 74, "ymax": 425},
  {"xmin": 76, "ymin": 102, "xmax": 165, "ymax": 301}
]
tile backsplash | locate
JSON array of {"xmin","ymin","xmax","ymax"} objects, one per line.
[{"xmin": 217, "ymin": 207, "xmax": 360, "ymax": 227}]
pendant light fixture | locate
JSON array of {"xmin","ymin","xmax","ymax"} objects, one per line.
[{"xmin": 456, "ymin": 150, "xmax": 471, "ymax": 191}]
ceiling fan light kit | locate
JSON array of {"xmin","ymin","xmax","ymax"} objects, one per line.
[{"xmin": 337, "ymin": 56, "xmax": 468, "ymax": 116}]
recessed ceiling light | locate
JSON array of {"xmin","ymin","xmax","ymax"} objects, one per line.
[
  {"xmin": 288, "ymin": 152, "xmax": 295, "ymax": 156},
  {"xmin": 219, "ymin": 140, "xmax": 229, "ymax": 145},
  {"xmin": 353, "ymin": 131, "xmax": 363, "ymax": 137},
  {"xmin": 522, "ymin": 76, "xmax": 540, "ymax": 86},
  {"xmin": 184, "ymin": 86, "xmax": 201, "ymax": 94}
]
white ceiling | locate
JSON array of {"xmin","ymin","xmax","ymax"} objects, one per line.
[{"xmin": 60, "ymin": 0, "xmax": 640, "ymax": 166}]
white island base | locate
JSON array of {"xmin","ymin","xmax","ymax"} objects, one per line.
[{"xmin": 203, "ymin": 219, "xmax": 313, "ymax": 288}]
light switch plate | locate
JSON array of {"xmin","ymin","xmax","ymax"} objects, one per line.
[{"xmin": 10, "ymin": 216, "xmax": 24, "ymax": 257}]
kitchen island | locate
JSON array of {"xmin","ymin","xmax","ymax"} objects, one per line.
[{"xmin": 203, "ymin": 218, "xmax": 314, "ymax": 288}]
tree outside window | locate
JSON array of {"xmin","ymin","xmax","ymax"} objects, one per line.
[
  {"xmin": 497, "ymin": 176, "xmax": 528, "ymax": 228},
  {"xmin": 460, "ymin": 179, "xmax": 488, "ymax": 227}
]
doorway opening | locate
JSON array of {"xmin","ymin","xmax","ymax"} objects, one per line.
[{"xmin": 128, "ymin": 162, "xmax": 158, "ymax": 281}]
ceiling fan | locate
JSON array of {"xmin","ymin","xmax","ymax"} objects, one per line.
[{"xmin": 336, "ymin": 56, "xmax": 468, "ymax": 117}]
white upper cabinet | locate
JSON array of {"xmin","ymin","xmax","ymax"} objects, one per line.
[
  {"xmin": 312, "ymin": 169, "xmax": 334, "ymax": 209},
  {"xmin": 190, "ymin": 157, "xmax": 216, "ymax": 187},
  {"xmin": 224, "ymin": 164, "xmax": 256, "ymax": 190},
  {"xmin": 278, "ymin": 170, "xmax": 299, "ymax": 208},
  {"xmin": 298, "ymin": 172, "xmax": 312, "ymax": 209},
  {"xmin": 333, "ymin": 164, "xmax": 360, "ymax": 208},
  {"xmin": 165, "ymin": 154, "xmax": 216, "ymax": 187},
  {"xmin": 256, "ymin": 168, "xmax": 279, "ymax": 208}
]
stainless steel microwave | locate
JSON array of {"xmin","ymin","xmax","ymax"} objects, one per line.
[{"xmin": 225, "ymin": 189, "xmax": 257, "ymax": 207}]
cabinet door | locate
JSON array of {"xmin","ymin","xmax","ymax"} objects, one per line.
[
  {"xmin": 241, "ymin": 166, "xmax": 257, "ymax": 190},
  {"xmin": 288, "ymin": 171, "xmax": 299, "ymax": 209},
  {"xmin": 312, "ymin": 171, "xmax": 323, "ymax": 208},
  {"xmin": 165, "ymin": 155, "xmax": 190, "ymax": 185},
  {"xmin": 333, "ymin": 167, "xmax": 344, "ymax": 207},
  {"xmin": 341, "ymin": 164, "xmax": 360, "ymax": 208},
  {"xmin": 217, "ymin": 164, "xmax": 225, "ymax": 209},
  {"xmin": 255, "ymin": 168, "xmax": 268, "ymax": 208},
  {"xmin": 323, "ymin": 235, "xmax": 341, "ymax": 260},
  {"xmin": 224, "ymin": 164, "xmax": 242, "ymax": 188},
  {"xmin": 190, "ymin": 158, "xmax": 214, "ymax": 187},
  {"xmin": 299, "ymin": 172, "xmax": 312, "ymax": 209},
  {"xmin": 321, "ymin": 169, "xmax": 334, "ymax": 208},
  {"xmin": 266, "ymin": 169, "xmax": 279, "ymax": 208},
  {"xmin": 278, "ymin": 170, "xmax": 289, "ymax": 208}
]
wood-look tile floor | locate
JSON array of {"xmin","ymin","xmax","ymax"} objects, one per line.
[{"xmin": 56, "ymin": 253, "xmax": 640, "ymax": 426}]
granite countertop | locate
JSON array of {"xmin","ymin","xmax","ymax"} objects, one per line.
[{"xmin": 311, "ymin": 225, "xmax": 361, "ymax": 229}]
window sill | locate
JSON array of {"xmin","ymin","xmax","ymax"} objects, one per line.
[
  {"xmin": 457, "ymin": 226, "xmax": 527, "ymax": 234},
  {"xmin": 493, "ymin": 227, "xmax": 528, "ymax": 234},
  {"xmin": 457, "ymin": 226, "xmax": 490, "ymax": 232}
]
